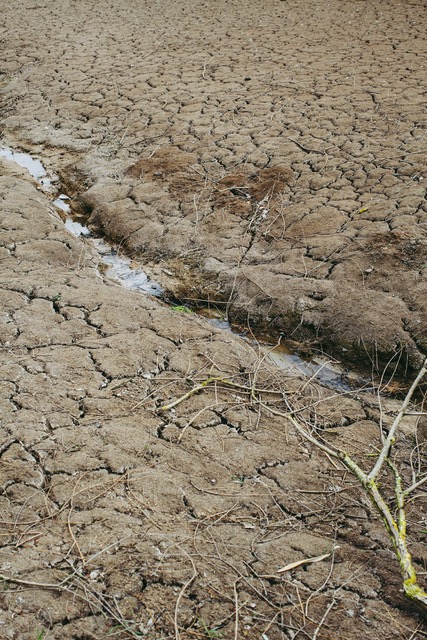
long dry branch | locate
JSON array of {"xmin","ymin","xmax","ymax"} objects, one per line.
[
  {"xmin": 369, "ymin": 357, "xmax": 427, "ymax": 481},
  {"xmin": 161, "ymin": 361, "xmax": 427, "ymax": 614}
]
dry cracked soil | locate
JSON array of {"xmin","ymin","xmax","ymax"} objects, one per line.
[{"xmin": 1, "ymin": 1, "xmax": 427, "ymax": 639}]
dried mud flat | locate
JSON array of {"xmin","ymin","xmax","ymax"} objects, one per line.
[{"xmin": 1, "ymin": 1, "xmax": 427, "ymax": 639}]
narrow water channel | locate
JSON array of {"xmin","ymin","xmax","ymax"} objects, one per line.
[{"xmin": 0, "ymin": 144, "xmax": 356, "ymax": 391}]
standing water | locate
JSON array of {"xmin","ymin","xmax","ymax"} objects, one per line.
[
  {"xmin": 0, "ymin": 144, "xmax": 163, "ymax": 296},
  {"xmin": 0, "ymin": 143, "xmax": 355, "ymax": 390}
]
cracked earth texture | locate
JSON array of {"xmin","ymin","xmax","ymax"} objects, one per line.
[
  {"xmin": 2, "ymin": 0, "xmax": 427, "ymax": 371},
  {"xmin": 1, "ymin": 1, "xmax": 427, "ymax": 639}
]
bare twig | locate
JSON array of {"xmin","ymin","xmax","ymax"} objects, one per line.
[
  {"xmin": 233, "ymin": 579, "xmax": 240, "ymax": 640},
  {"xmin": 312, "ymin": 598, "xmax": 336, "ymax": 640},
  {"xmin": 162, "ymin": 359, "xmax": 427, "ymax": 613},
  {"xmin": 369, "ymin": 357, "xmax": 427, "ymax": 481},
  {"xmin": 404, "ymin": 475, "xmax": 427, "ymax": 496},
  {"xmin": 174, "ymin": 546, "xmax": 198, "ymax": 640},
  {"xmin": 162, "ymin": 376, "xmax": 226, "ymax": 410}
]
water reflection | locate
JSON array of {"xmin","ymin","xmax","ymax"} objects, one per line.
[
  {"xmin": 91, "ymin": 238, "xmax": 163, "ymax": 296},
  {"xmin": 196, "ymin": 307, "xmax": 352, "ymax": 390},
  {"xmin": 0, "ymin": 145, "xmax": 57, "ymax": 190},
  {"xmin": 1, "ymin": 142, "xmax": 357, "ymax": 389},
  {"xmin": 1, "ymin": 144, "xmax": 163, "ymax": 296},
  {"xmin": 261, "ymin": 342, "xmax": 352, "ymax": 391}
]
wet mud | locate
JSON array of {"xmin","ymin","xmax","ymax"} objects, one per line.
[{"xmin": 3, "ymin": 142, "xmax": 355, "ymax": 390}]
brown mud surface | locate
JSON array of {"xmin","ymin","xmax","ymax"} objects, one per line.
[
  {"xmin": 2, "ymin": 0, "xmax": 427, "ymax": 371},
  {"xmin": 1, "ymin": 1, "xmax": 427, "ymax": 639}
]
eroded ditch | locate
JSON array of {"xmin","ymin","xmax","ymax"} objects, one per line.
[{"xmin": 1, "ymin": 143, "xmax": 362, "ymax": 392}]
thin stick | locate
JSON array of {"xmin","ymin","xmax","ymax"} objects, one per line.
[
  {"xmin": 404, "ymin": 474, "xmax": 427, "ymax": 496},
  {"xmin": 161, "ymin": 376, "xmax": 283, "ymax": 411},
  {"xmin": 0, "ymin": 573, "xmax": 73, "ymax": 590},
  {"xmin": 174, "ymin": 547, "xmax": 198, "ymax": 640},
  {"xmin": 67, "ymin": 476, "xmax": 87, "ymax": 564},
  {"xmin": 369, "ymin": 357, "xmax": 427, "ymax": 481},
  {"xmin": 162, "ymin": 376, "xmax": 226, "ymax": 410},
  {"xmin": 233, "ymin": 579, "xmax": 240, "ymax": 640},
  {"xmin": 312, "ymin": 599, "xmax": 336, "ymax": 640},
  {"xmin": 177, "ymin": 402, "xmax": 221, "ymax": 443}
]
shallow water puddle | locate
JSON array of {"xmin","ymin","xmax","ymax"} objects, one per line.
[
  {"xmin": 0, "ymin": 144, "xmax": 163, "ymax": 296},
  {"xmin": 262, "ymin": 343, "xmax": 352, "ymax": 391},
  {"xmin": 1, "ymin": 143, "xmax": 354, "ymax": 390},
  {"xmin": 193, "ymin": 308, "xmax": 352, "ymax": 390},
  {"xmin": 52, "ymin": 194, "xmax": 92, "ymax": 237},
  {"xmin": 91, "ymin": 237, "xmax": 163, "ymax": 296},
  {"xmin": 0, "ymin": 145, "xmax": 56, "ymax": 189}
]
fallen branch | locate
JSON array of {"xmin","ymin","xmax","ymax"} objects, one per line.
[
  {"xmin": 161, "ymin": 376, "xmax": 229, "ymax": 410},
  {"xmin": 160, "ymin": 375, "xmax": 283, "ymax": 411},
  {"xmin": 368, "ymin": 358, "xmax": 427, "ymax": 481},
  {"xmin": 162, "ymin": 358, "xmax": 427, "ymax": 614}
]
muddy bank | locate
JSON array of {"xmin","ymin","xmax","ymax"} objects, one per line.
[
  {"xmin": 1, "ymin": 142, "xmax": 361, "ymax": 391},
  {"xmin": 80, "ymin": 151, "xmax": 427, "ymax": 375}
]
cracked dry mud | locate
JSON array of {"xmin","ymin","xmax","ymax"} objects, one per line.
[
  {"xmin": 0, "ymin": 1, "xmax": 427, "ymax": 639},
  {"xmin": 2, "ymin": 0, "xmax": 426, "ymax": 370}
]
